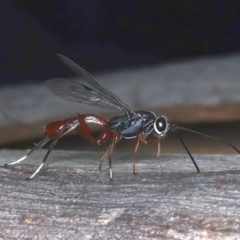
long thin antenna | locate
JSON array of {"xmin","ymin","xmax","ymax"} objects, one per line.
[
  {"xmin": 0, "ymin": 108, "xmax": 42, "ymax": 133},
  {"xmin": 175, "ymin": 130, "xmax": 200, "ymax": 173},
  {"xmin": 170, "ymin": 123, "xmax": 240, "ymax": 173},
  {"xmin": 176, "ymin": 126, "xmax": 240, "ymax": 154}
]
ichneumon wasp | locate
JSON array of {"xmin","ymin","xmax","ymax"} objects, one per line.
[{"xmin": 5, "ymin": 55, "xmax": 240, "ymax": 179}]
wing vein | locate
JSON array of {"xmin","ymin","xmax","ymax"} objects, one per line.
[{"xmin": 46, "ymin": 54, "xmax": 136, "ymax": 115}]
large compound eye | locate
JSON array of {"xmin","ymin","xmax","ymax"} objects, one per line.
[{"xmin": 154, "ymin": 116, "xmax": 170, "ymax": 136}]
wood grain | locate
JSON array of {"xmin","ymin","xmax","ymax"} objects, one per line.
[{"xmin": 0, "ymin": 150, "xmax": 240, "ymax": 239}]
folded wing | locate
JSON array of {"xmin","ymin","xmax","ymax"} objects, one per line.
[{"xmin": 46, "ymin": 54, "xmax": 136, "ymax": 115}]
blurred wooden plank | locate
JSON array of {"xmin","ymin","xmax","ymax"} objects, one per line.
[
  {"xmin": 1, "ymin": 53, "xmax": 240, "ymax": 145},
  {"xmin": 1, "ymin": 150, "xmax": 240, "ymax": 239}
]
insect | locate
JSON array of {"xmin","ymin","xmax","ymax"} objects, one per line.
[{"xmin": 5, "ymin": 54, "xmax": 240, "ymax": 180}]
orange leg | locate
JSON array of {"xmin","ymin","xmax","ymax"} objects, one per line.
[
  {"xmin": 146, "ymin": 137, "xmax": 162, "ymax": 172},
  {"xmin": 132, "ymin": 134, "xmax": 162, "ymax": 174},
  {"xmin": 156, "ymin": 138, "xmax": 162, "ymax": 172},
  {"xmin": 6, "ymin": 113, "xmax": 113, "ymax": 179},
  {"xmin": 75, "ymin": 114, "xmax": 108, "ymax": 143},
  {"xmin": 99, "ymin": 131, "xmax": 121, "ymax": 180},
  {"xmin": 132, "ymin": 132, "xmax": 147, "ymax": 174},
  {"xmin": 45, "ymin": 113, "xmax": 110, "ymax": 143}
]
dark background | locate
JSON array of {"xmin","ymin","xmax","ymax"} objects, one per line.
[{"xmin": 1, "ymin": 1, "xmax": 240, "ymax": 84}]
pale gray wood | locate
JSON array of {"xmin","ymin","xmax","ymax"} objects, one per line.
[
  {"xmin": 1, "ymin": 53, "xmax": 240, "ymax": 127},
  {"xmin": 1, "ymin": 53, "xmax": 240, "ymax": 145},
  {"xmin": 1, "ymin": 150, "xmax": 240, "ymax": 239}
]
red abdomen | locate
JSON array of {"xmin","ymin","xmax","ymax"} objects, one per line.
[{"xmin": 44, "ymin": 119, "xmax": 70, "ymax": 139}]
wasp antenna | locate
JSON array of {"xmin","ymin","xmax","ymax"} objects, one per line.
[
  {"xmin": 174, "ymin": 131, "xmax": 200, "ymax": 173},
  {"xmin": 56, "ymin": 53, "xmax": 64, "ymax": 58},
  {"xmin": 0, "ymin": 108, "xmax": 42, "ymax": 133},
  {"xmin": 175, "ymin": 126, "xmax": 240, "ymax": 154}
]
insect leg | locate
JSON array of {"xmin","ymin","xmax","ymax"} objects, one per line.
[
  {"xmin": 139, "ymin": 137, "xmax": 163, "ymax": 172},
  {"xmin": 132, "ymin": 132, "xmax": 147, "ymax": 174},
  {"xmin": 4, "ymin": 137, "xmax": 51, "ymax": 166},
  {"xmin": 27, "ymin": 142, "xmax": 53, "ymax": 179},
  {"xmin": 27, "ymin": 115, "xmax": 80, "ymax": 179},
  {"xmin": 99, "ymin": 144, "xmax": 111, "ymax": 171},
  {"xmin": 133, "ymin": 136, "xmax": 141, "ymax": 174},
  {"xmin": 98, "ymin": 132, "xmax": 120, "ymax": 180},
  {"xmin": 76, "ymin": 114, "xmax": 116, "ymax": 177},
  {"xmin": 74, "ymin": 114, "xmax": 107, "ymax": 143},
  {"xmin": 97, "ymin": 128, "xmax": 115, "ymax": 171},
  {"xmin": 107, "ymin": 132, "xmax": 120, "ymax": 180},
  {"xmin": 156, "ymin": 138, "xmax": 162, "ymax": 172}
]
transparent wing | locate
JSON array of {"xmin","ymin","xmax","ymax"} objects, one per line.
[{"xmin": 46, "ymin": 54, "xmax": 136, "ymax": 114}]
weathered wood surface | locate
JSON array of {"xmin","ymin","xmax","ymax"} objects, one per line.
[{"xmin": 0, "ymin": 150, "xmax": 240, "ymax": 239}]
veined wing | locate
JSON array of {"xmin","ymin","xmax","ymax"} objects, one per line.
[{"xmin": 46, "ymin": 54, "xmax": 136, "ymax": 114}]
